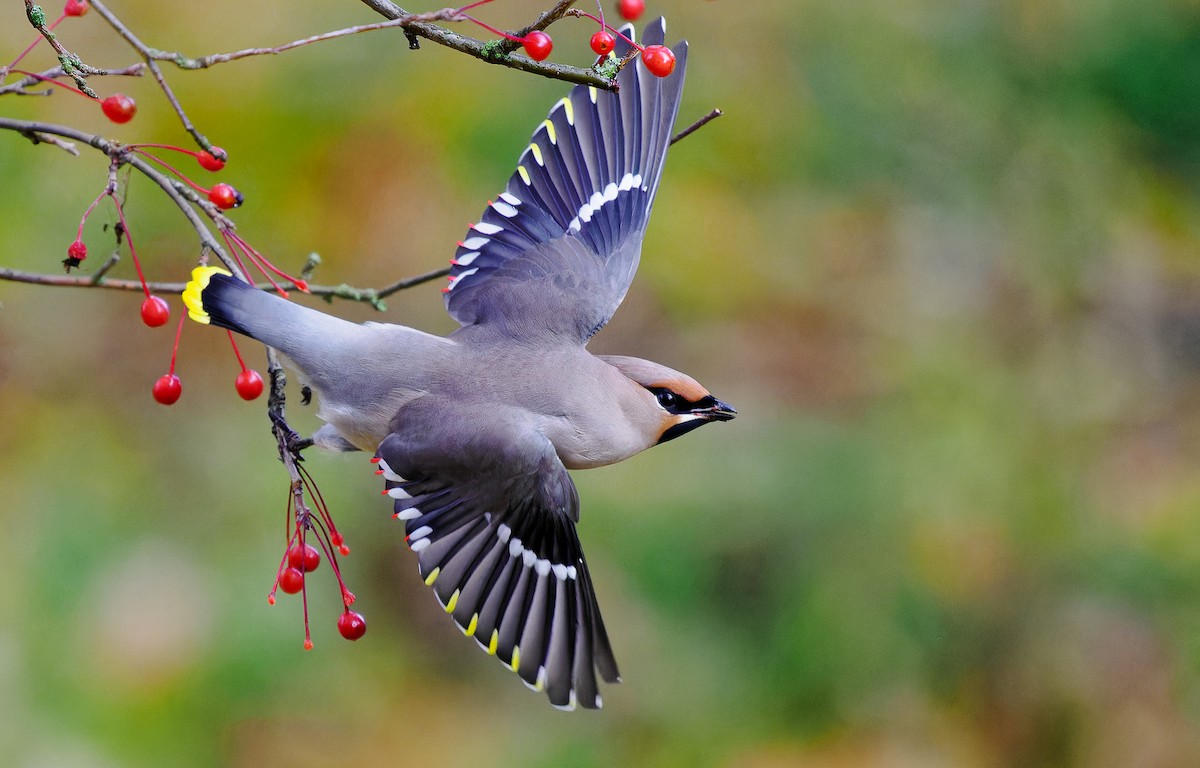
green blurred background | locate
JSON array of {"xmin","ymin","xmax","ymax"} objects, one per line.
[{"xmin": 4, "ymin": 0, "xmax": 1200, "ymax": 765}]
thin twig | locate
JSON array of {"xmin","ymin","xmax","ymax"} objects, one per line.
[
  {"xmin": 15, "ymin": 128, "xmax": 79, "ymax": 154},
  {"xmin": 671, "ymin": 108, "xmax": 723, "ymax": 146},
  {"xmin": 0, "ymin": 63, "xmax": 145, "ymax": 97},
  {"xmin": 377, "ymin": 266, "xmax": 453, "ymax": 299},
  {"xmin": 20, "ymin": 0, "xmax": 103, "ymax": 97},
  {"xmin": 87, "ymin": 0, "xmax": 214, "ymax": 150}
]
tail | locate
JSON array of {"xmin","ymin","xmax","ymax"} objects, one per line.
[{"xmin": 182, "ymin": 267, "xmax": 361, "ymax": 367}]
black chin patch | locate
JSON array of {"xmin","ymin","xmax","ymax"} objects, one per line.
[{"xmin": 657, "ymin": 418, "xmax": 709, "ymax": 445}]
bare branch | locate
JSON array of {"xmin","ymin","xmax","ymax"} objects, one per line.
[
  {"xmin": 359, "ymin": 0, "xmax": 615, "ymax": 89},
  {"xmin": 0, "ymin": 265, "xmax": 450, "ymax": 307},
  {"xmin": 671, "ymin": 108, "xmax": 724, "ymax": 146}
]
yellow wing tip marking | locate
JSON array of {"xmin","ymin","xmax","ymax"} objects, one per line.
[
  {"xmin": 444, "ymin": 589, "xmax": 460, "ymax": 614},
  {"xmin": 510, "ymin": 646, "xmax": 521, "ymax": 672},
  {"xmin": 542, "ymin": 119, "xmax": 556, "ymax": 145},
  {"xmin": 464, "ymin": 613, "xmax": 479, "ymax": 637},
  {"xmin": 518, "ymin": 165, "xmax": 530, "ymax": 185},
  {"xmin": 559, "ymin": 97, "xmax": 574, "ymax": 126},
  {"xmin": 423, "ymin": 567, "xmax": 440, "ymax": 586},
  {"xmin": 182, "ymin": 266, "xmax": 231, "ymax": 324},
  {"xmin": 529, "ymin": 143, "xmax": 544, "ymax": 166},
  {"xmin": 487, "ymin": 630, "xmax": 499, "ymax": 655}
]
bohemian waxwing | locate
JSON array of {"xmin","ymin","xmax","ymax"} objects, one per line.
[{"xmin": 182, "ymin": 18, "xmax": 734, "ymax": 710}]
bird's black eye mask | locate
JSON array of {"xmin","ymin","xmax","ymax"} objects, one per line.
[
  {"xmin": 647, "ymin": 386, "xmax": 717, "ymax": 415},
  {"xmin": 648, "ymin": 387, "xmax": 723, "ymax": 444}
]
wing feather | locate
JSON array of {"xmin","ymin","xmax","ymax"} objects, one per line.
[
  {"xmin": 375, "ymin": 407, "xmax": 619, "ymax": 709},
  {"xmin": 444, "ymin": 18, "xmax": 689, "ymax": 344}
]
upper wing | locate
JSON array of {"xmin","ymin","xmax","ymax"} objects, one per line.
[
  {"xmin": 374, "ymin": 401, "xmax": 620, "ymax": 710},
  {"xmin": 443, "ymin": 18, "xmax": 688, "ymax": 343}
]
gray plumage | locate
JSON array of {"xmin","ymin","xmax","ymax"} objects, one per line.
[{"xmin": 184, "ymin": 19, "xmax": 734, "ymax": 710}]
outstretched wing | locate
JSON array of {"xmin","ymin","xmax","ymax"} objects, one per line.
[
  {"xmin": 374, "ymin": 400, "xmax": 620, "ymax": 710},
  {"xmin": 444, "ymin": 18, "xmax": 688, "ymax": 343}
]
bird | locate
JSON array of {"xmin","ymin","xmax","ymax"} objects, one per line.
[{"xmin": 182, "ymin": 18, "xmax": 734, "ymax": 710}]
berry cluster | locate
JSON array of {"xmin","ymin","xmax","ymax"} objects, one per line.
[
  {"xmin": 270, "ymin": 463, "xmax": 366, "ymax": 647},
  {"xmin": 58, "ymin": 141, "xmax": 277, "ymax": 406}
]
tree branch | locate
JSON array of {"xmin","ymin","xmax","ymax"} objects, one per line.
[
  {"xmin": 358, "ymin": 0, "xmax": 615, "ymax": 89},
  {"xmin": 0, "ymin": 63, "xmax": 145, "ymax": 97},
  {"xmin": 0, "ymin": 265, "xmax": 451, "ymax": 307}
]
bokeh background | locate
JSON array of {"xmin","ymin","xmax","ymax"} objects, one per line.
[{"xmin": 4, "ymin": 0, "xmax": 1200, "ymax": 765}]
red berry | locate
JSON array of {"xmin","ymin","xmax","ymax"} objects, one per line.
[
  {"xmin": 641, "ymin": 45, "xmax": 676, "ymax": 77},
  {"xmin": 208, "ymin": 183, "xmax": 243, "ymax": 210},
  {"xmin": 590, "ymin": 31, "xmax": 615, "ymax": 56},
  {"xmin": 64, "ymin": 0, "xmax": 88, "ymax": 16},
  {"xmin": 197, "ymin": 148, "xmax": 226, "ymax": 172},
  {"xmin": 235, "ymin": 368, "xmax": 264, "ymax": 400},
  {"xmin": 337, "ymin": 611, "xmax": 367, "ymax": 641},
  {"xmin": 140, "ymin": 295, "xmax": 170, "ymax": 327},
  {"xmin": 278, "ymin": 567, "xmax": 305, "ymax": 595},
  {"xmin": 101, "ymin": 94, "xmax": 136, "ymax": 124},
  {"xmin": 523, "ymin": 30, "xmax": 553, "ymax": 62},
  {"xmin": 287, "ymin": 543, "xmax": 321, "ymax": 573},
  {"xmin": 617, "ymin": 0, "xmax": 644, "ymax": 21},
  {"xmin": 64, "ymin": 239, "xmax": 87, "ymax": 270},
  {"xmin": 152, "ymin": 373, "xmax": 182, "ymax": 405}
]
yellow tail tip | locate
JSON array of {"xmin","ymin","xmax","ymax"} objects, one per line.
[{"xmin": 182, "ymin": 266, "xmax": 231, "ymax": 324}]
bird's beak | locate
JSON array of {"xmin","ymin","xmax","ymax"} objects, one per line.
[
  {"xmin": 695, "ymin": 398, "xmax": 737, "ymax": 422},
  {"xmin": 657, "ymin": 398, "xmax": 738, "ymax": 445}
]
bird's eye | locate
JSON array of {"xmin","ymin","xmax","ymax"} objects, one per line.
[{"xmin": 655, "ymin": 390, "xmax": 678, "ymax": 409}]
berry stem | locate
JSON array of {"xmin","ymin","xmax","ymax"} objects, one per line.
[
  {"xmin": 131, "ymin": 149, "xmax": 209, "ymax": 195},
  {"xmin": 298, "ymin": 463, "xmax": 347, "ymax": 556},
  {"xmin": 456, "ymin": 14, "xmax": 526, "ymax": 44},
  {"xmin": 226, "ymin": 329, "xmax": 249, "ymax": 372},
  {"xmin": 129, "ymin": 143, "xmax": 209, "ymax": 160},
  {"xmin": 221, "ymin": 232, "xmax": 288, "ymax": 297},
  {"xmin": 75, "ymin": 187, "xmax": 107, "ymax": 243},
  {"xmin": 224, "ymin": 231, "xmax": 310, "ymax": 295},
  {"xmin": 299, "ymin": 554, "xmax": 313, "ymax": 650},
  {"xmin": 106, "ymin": 193, "xmax": 151, "ymax": 298},
  {"xmin": 218, "ymin": 231, "xmax": 256, "ymax": 288},
  {"xmin": 167, "ymin": 311, "xmax": 185, "ymax": 376}
]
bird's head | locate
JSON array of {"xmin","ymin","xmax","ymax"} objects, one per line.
[{"xmin": 599, "ymin": 355, "xmax": 737, "ymax": 445}]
